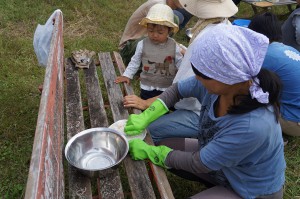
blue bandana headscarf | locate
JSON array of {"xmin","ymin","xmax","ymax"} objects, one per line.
[{"xmin": 190, "ymin": 24, "xmax": 270, "ymax": 103}]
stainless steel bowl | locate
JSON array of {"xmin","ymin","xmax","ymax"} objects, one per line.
[
  {"xmin": 186, "ymin": 28, "xmax": 193, "ymax": 39},
  {"xmin": 65, "ymin": 127, "xmax": 129, "ymax": 177}
]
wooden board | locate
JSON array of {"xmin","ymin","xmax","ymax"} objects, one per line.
[
  {"xmin": 65, "ymin": 58, "xmax": 93, "ymax": 198},
  {"xmin": 83, "ymin": 59, "xmax": 125, "ymax": 199},
  {"xmin": 113, "ymin": 51, "xmax": 175, "ymax": 199},
  {"xmin": 25, "ymin": 11, "xmax": 65, "ymax": 199},
  {"xmin": 99, "ymin": 52, "xmax": 157, "ymax": 199}
]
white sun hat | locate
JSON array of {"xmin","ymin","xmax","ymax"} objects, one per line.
[
  {"xmin": 139, "ymin": 4, "xmax": 179, "ymax": 33},
  {"xmin": 179, "ymin": 0, "xmax": 238, "ymax": 19}
]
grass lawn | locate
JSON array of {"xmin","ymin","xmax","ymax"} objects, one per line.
[{"xmin": 0, "ymin": 0, "xmax": 299, "ymax": 198}]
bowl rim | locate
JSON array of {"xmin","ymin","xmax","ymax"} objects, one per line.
[{"xmin": 64, "ymin": 127, "xmax": 129, "ymax": 171}]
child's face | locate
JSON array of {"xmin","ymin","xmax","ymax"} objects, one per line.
[{"xmin": 147, "ymin": 24, "xmax": 170, "ymax": 44}]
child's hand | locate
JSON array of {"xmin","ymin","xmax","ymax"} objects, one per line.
[
  {"xmin": 179, "ymin": 44, "xmax": 187, "ymax": 55},
  {"xmin": 115, "ymin": 76, "xmax": 130, "ymax": 84},
  {"xmin": 180, "ymin": 48, "xmax": 186, "ymax": 55}
]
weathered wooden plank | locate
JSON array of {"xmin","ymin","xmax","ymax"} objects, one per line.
[
  {"xmin": 98, "ymin": 52, "xmax": 127, "ymax": 122},
  {"xmin": 83, "ymin": 60, "xmax": 125, "ymax": 199},
  {"xmin": 99, "ymin": 52, "xmax": 156, "ymax": 199},
  {"xmin": 113, "ymin": 51, "xmax": 175, "ymax": 199},
  {"xmin": 65, "ymin": 58, "xmax": 93, "ymax": 199},
  {"xmin": 145, "ymin": 137, "xmax": 175, "ymax": 199},
  {"xmin": 25, "ymin": 11, "xmax": 64, "ymax": 199}
]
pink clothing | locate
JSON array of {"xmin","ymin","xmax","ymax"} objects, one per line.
[{"xmin": 118, "ymin": 0, "xmax": 166, "ymax": 49}]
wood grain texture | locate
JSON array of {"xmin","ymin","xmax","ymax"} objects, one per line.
[
  {"xmin": 65, "ymin": 58, "xmax": 93, "ymax": 199},
  {"xmin": 84, "ymin": 59, "xmax": 125, "ymax": 199},
  {"xmin": 25, "ymin": 12, "xmax": 65, "ymax": 199},
  {"xmin": 113, "ymin": 51, "xmax": 175, "ymax": 199},
  {"xmin": 99, "ymin": 52, "xmax": 156, "ymax": 199}
]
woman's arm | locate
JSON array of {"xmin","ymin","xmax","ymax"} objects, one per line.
[{"xmin": 166, "ymin": 151, "xmax": 212, "ymax": 174}]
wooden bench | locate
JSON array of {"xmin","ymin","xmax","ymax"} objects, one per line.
[
  {"xmin": 24, "ymin": 11, "xmax": 64, "ymax": 199},
  {"xmin": 25, "ymin": 10, "xmax": 174, "ymax": 199},
  {"xmin": 242, "ymin": 0, "xmax": 297, "ymax": 16}
]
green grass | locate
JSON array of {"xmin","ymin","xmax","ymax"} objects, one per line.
[{"xmin": 0, "ymin": 0, "xmax": 299, "ymax": 198}]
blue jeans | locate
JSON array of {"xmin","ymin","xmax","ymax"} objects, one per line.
[
  {"xmin": 148, "ymin": 109, "xmax": 199, "ymax": 144},
  {"xmin": 173, "ymin": 9, "xmax": 193, "ymax": 30}
]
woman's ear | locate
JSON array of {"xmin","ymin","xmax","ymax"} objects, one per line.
[
  {"xmin": 247, "ymin": 79, "xmax": 252, "ymax": 89},
  {"xmin": 248, "ymin": 79, "xmax": 252, "ymax": 86}
]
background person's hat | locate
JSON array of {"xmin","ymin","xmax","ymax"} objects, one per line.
[
  {"xmin": 179, "ymin": 0, "xmax": 238, "ymax": 18},
  {"xmin": 139, "ymin": 4, "xmax": 179, "ymax": 33}
]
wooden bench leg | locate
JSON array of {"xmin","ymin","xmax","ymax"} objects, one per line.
[
  {"xmin": 94, "ymin": 178, "xmax": 102, "ymax": 199},
  {"xmin": 287, "ymin": 4, "xmax": 293, "ymax": 12},
  {"xmin": 251, "ymin": 4, "xmax": 258, "ymax": 15}
]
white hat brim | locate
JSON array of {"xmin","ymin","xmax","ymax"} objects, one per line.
[{"xmin": 179, "ymin": 0, "xmax": 238, "ymax": 19}]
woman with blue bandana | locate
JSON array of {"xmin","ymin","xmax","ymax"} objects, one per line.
[{"xmin": 124, "ymin": 24, "xmax": 286, "ymax": 198}]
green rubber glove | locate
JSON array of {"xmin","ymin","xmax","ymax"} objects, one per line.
[
  {"xmin": 125, "ymin": 99, "xmax": 169, "ymax": 136},
  {"xmin": 129, "ymin": 139, "xmax": 172, "ymax": 168}
]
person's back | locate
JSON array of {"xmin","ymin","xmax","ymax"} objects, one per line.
[
  {"xmin": 281, "ymin": 0, "xmax": 300, "ymax": 52},
  {"xmin": 171, "ymin": 0, "xmax": 238, "ymax": 114},
  {"xmin": 173, "ymin": 22, "xmax": 231, "ymax": 115},
  {"xmin": 263, "ymin": 43, "xmax": 300, "ymax": 134},
  {"xmin": 249, "ymin": 12, "xmax": 300, "ymax": 137}
]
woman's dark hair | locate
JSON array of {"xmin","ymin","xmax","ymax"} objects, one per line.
[
  {"xmin": 191, "ymin": 64, "xmax": 212, "ymax": 80},
  {"xmin": 228, "ymin": 68, "xmax": 282, "ymax": 122},
  {"xmin": 248, "ymin": 12, "xmax": 282, "ymax": 43}
]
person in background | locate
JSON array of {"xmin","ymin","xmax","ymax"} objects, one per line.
[
  {"xmin": 281, "ymin": 0, "xmax": 300, "ymax": 52},
  {"xmin": 115, "ymin": 4, "xmax": 183, "ymax": 100},
  {"xmin": 249, "ymin": 12, "xmax": 300, "ymax": 137},
  {"xmin": 232, "ymin": 0, "xmax": 241, "ymax": 5},
  {"xmin": 174, "ymin": 7, "xmax": 193, "ymax": 29},
  {"xmin": 125, "ymin": 24, "xmax": 286, "ymax": 198},
  {"xmin": 119, "ymin": 0, "xmax": 188, "ymax": 66},
  {"xmin": 123, "ymin": 0, "xmax": 238, "ymax": 143}
]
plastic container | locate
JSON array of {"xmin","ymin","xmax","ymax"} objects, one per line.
[{"xmin": 232, "ymin": 19, "xmax": 251, "ymax": 28}]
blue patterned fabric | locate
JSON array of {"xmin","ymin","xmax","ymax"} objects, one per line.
[{"xmin": 190, "ymin": 24, "xmax": 270, "ymax": 103}]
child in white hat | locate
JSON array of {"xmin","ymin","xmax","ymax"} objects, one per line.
[{"xmin": 115, "ymin": 4, "xmax": 183, "ymax": 100}]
